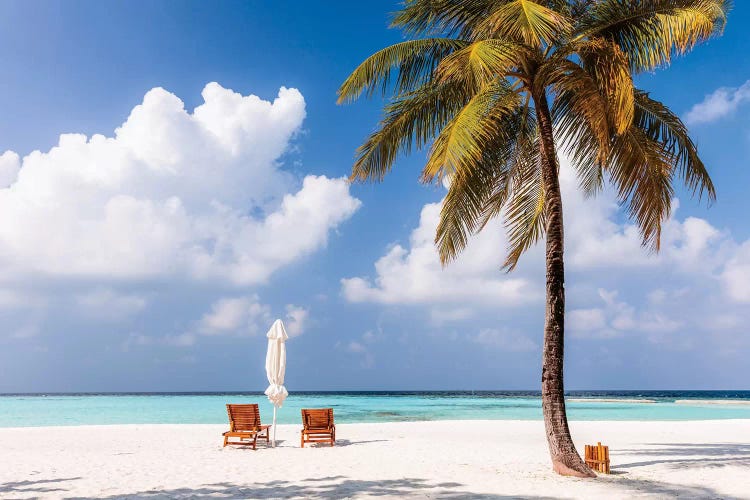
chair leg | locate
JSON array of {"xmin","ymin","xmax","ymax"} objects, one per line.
[
  {"xmin": 300, "ymin": 433, "xmax": 305, "ymax": 448},
  {"xmin": 223, "ymin": 435, "xmax": 228, "ymax": 447}
]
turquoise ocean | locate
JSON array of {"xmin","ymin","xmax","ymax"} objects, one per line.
[{"xmin": 1, "ymin": 391, "xmax": 749, "ymax": 428}]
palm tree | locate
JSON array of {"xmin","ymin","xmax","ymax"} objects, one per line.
[{"xmin": 338, "ymin": 0, "xmax": 729, "ymax": 477}]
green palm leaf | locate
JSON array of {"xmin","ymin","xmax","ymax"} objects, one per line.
[
  {"xmin": 474, "ymin": 0, "xmax": 573, "ymax": 46},
  {"xmin": 337, "ymin": 38, "xmax": 467, "ymax": 103},
  {"xmin": 392, "ymin": 0, "xmax": 501, "ymax": 37},
  {"xmin": 578, "ymin": 0, "xmax": 730, "ymax": 72},
  {"xmin": 351, "ymin": 80, "xmax": 469, "ymax": 182},
  {"xmin": 608, "ymin": 126, "xmax": 675, "ymax": 251},
  {"xmin": 633, "ymin": 89, "xmax": 715, "ymax": 202},
  {"xmin": 422, "ymin": 79, "xmax": 521, "ymax": 183}
]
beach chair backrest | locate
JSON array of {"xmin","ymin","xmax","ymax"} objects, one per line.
[
  {"xmin": 226, "ymin": 404, "xmax": 262, "ymax": 431},
  {"xmin": 302, "ymin": 408, "xmax": 334, "ymax": 429}
]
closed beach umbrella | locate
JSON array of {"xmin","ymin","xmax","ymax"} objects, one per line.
[{"xmin": 264, "ymin": 319, "xmax": 288, "ymax": 447}]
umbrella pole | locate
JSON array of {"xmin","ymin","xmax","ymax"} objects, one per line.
[{"xmin": 272, "ymin": 407, "xmax": 277, "ymax": 447}]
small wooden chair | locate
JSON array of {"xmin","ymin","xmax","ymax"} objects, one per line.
[
  {"xmin": 300, "ymin": 408, "xmax": 335, "ymax": 447},
  {"xmin": 222, "ymin": 404, "xmax": 270, "ymax": 449},
  {"xmin": 585, "ymin": 442, "xmax": 611, "ymax": 474}
]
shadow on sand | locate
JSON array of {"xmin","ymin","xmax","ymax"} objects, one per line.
[
  {"xmin": 0, "ymin": 477, "xmax": 81, "ymax": 495},
  {"xmin": 614, "ymin": 442, "xmax": 750, "ymax": 470},
  {"xmin": 63, "ymin": 477, "xmax": 558, "ymax": 499},
  {"xmin": 4, "ymin": 443, "xmax": 747, "ymax": 498},
  {"xmin": 3, "ymin": 475, "xmax": 736, "ymax": 499}
]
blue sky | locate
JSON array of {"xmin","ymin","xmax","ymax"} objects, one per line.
[{"xmin": 0, "ymin": 1, "xmax": 748, "ymax": 392}]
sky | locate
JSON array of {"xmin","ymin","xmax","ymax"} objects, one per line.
[{"xmin": 0, "ymin": 1, "xmax": 749, "ymax": 393}]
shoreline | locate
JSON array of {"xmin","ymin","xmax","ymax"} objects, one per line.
[
  {"xmin": 2, "ymin": 417, "xmax": 750, "ymax": 431},
  {"xmin": 1, "ymin": 420, "xmax": 748, "ymax": 498}
]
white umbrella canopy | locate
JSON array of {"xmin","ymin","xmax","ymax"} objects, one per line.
[{"xmin": 264, "ymin": 319, "xmax": 288, "ymax": 447}]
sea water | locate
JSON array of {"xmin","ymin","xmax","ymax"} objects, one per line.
[{"xmin": 1, "ymin": 391, "xmax": 749, "ymax": 428}]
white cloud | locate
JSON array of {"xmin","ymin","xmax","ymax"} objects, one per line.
[
  {"xmin": 0, "ymin": 151, "xmax": 20, "ymax": 188},
  {"xmin": 341, "ymin": 201, "xmax": 537, "ymax": 306},
  {"xmin": 0, "ymin": 83, "xmax": 360, "ymax": 286},
  {"xmin": 569, "ymin": 289, "xmax": 683, "ymax": 341},
  {"xmin": 723, "ymin": 241, "xmax": 750, "ymax": 303},
  {"xmin": 336, "ymin": 330, "xmax": 379, "ymax": 369},
  {"xmin": 429, "ymin": 307, "xmax": 474, "ymax": 325},
  {"xmin": 284, "ymin": 304, "xmax": 308, "ymax": 337},
  {"xmin": 122, "ymin": 332, "xmax": 196, "ymax": 350},
  {"xmin": 11, "ymin": 324, "xmax": 39, "ymax": 340},
  {"xmin": 164, "ymin": 333, "xmax": 197, "ymax": 347},
  {"xmin": 198, "ymin": 295, "xmax": 271, "ymax": 335},
  {"xmin": 74, "ymin": 288, "xmax": 148, "ymax": 321},
  {"xmin": 684, "ymin": 80, "xmax": 750, "ymax": 125},
  {"xmin": 0, "ymin": 288, "xmax": 44, "ymax": 310},
  {"xmin": 347, "ymin": 341, "xmax": 367, "ymax": 353},
  {"xmin": 471, "ymin": 328, "xmax": 537, "ymax": 351},
  {"xmin": 568, "ymin": 308, "xmax": 608, "ymax": 333},
  {"xmin": 343, "ymin": 155, "xmax": 750, "ymax": 355}
]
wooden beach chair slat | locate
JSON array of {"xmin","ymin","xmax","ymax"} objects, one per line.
[
  {"xmin": 222, "ymin": 404, "xmax": 271, "ymax": 449},
  {"xmin": 584, "ymin": 441, "xmax": 611, "ymax": 474},
  {"xmin": 300, "ymin": 408, "xmax": 335, "ymax": 447}
]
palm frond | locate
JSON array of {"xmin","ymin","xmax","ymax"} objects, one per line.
[
  {"xmin": 474, "ymin": 0, "xmax": 573, "ymax": 46},
  {"xmin": 436, "ymin": 104, "xmax": 538, "ymax": 265},
  {"xmin": 342, "ymin": 0, "xmax": 724, "ymax": 267},
  {"xmin": 337, "ymin": 38, "xmax": 467, "ymax": 103},
  {"xmin": 545, "ymin": 60, "xmax": 612, "ymax": 168},
  {"xmin": 392, "ymin": 0, "xmax": 501, "ymax": 37},
  {"xmin": 436, "ymin": 150, "xmax": 509, "ymax": 265},
  {"xmin": 422, "ymin": 79, "xmax": 522, "ymax": 183},
  {"xmin": 577, "ymin": 0, "xmax": 730, "ymax": 72},
  {"xmin": 607, "ymin": 126, "xmax": 675, "ymax": 251},
  {"xmin": 576, "ymin": 37, "xmax": 635, "ymax": 134},
  {"xmin": 434, "ymin": 39, "xmax": 531, "ymax": 91},
  {"xmin": 633, "ymin": 89, "xmax": 715, "ymax": 201},
  {"xmin": 351, "ymin": 80, "xmax": 469, "ymax": 182},
  {"xmin": 502, "ymin": 152, "xmax": 545, "ymax": 270},
  {"xmin": 479, "ymin": 102, "xmax": 539, "ymax": 231}
]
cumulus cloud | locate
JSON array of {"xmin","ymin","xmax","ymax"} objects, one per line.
[
  {"xmin": 284, "ymin": 304, "xmax": 308, "ymax": 337},
  {"xmin": 341, "ymin": 201, "xmax": 537, "ymax": 306},
  {"xmin": 723, "ymin": 241, "xmax": 750, "ymax": 303},
  {"xmin": 74, "ymin": 288, "xmax": 148, "ymax": 321},
  {"xmin": 684, "ymin": 80, "xmax": 750, "ymax": 125},
  {"xmin": 471, "ymin": 328, "xmax": 537, "ymax": 351},
  {"xmin": 0, "ymin": 151, "xmax": 20, "ymax": 188},
  {"xmin": 0, "ymin": 83, "xmax": 360, "ymax": 286},
  {"xmin": 198, "ymin": 295, "xmax": 271, "ymax": 335},
  {"xmin": 335, "ymin": 330, "xmax": 379, "ymax": 369},
  {"xmin": 194, "ymin": 295, "xmax": 309, "ymax": 340},
  {"xmin": 568, "ymin": 289, "xmax": 682, "ymax": 341},
  {"xmin": 343, "ymin": 155, "xmax": 750, "ymax": 354}
]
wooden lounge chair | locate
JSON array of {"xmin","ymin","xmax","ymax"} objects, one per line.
[
  {"xmin": 585, "ymin": 442, "xmax": 611, "ymax": 474},
  {"xmin": 300, "ymin": 408, "xmax": 335, "ymax": 447},
  {"xmin": 222, "ymin": 404, "xmax": 270, "ymax": 449}
]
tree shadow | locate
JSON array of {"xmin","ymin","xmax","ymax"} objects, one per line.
[
  {"xmin": 6, "ymin": 473, "xmax": 742, "ymax": 499},
  {"xmin": 614, "ymin": 443, "xmax": 750, "ymax": 470},
  {"xmin": 67, "ymin": 477, "xmax": 557, "ymax": 499},
  {"xmin": 598, "ymin": 476, "xmax": 745, "ymax": 500},
  {"xmin": 316, "ymin": 439, "xmax": 390, "ymax": 447},
  {"xmin": 223, "ymin": 438, "xmax": 390, "ymax": 449},
  {"xmin": 0, "ymin": 477, "xmax": 80, "ymax": 494}
]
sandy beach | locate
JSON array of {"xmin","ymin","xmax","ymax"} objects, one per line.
[{"xmin": 1, "ymin": 420, "xmax": 748, "ymax": 499}]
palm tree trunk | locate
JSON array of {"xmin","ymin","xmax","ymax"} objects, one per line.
[{"xmin": 533, "ymin": 91, "xmax": 595, "ymax": 478}]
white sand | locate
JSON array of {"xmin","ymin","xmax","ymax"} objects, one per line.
[{"xmin": 1, "ymin": 420, "xmax": 749, "ymax": 499}]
